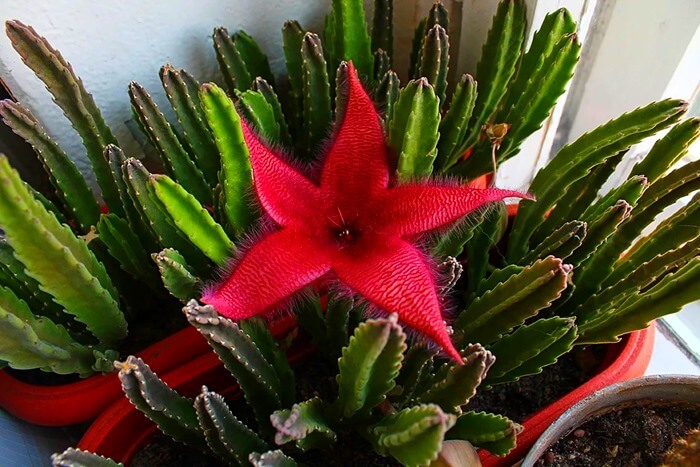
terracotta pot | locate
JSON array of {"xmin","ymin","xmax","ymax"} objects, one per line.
[
  {"xmin": 520, "ymin": 374, "xmax": 700, "ymax": 467},
  {"xmin": 479, "ymin": 323, "xmax": 656, "ymax": 467},
  {"xmin": 77, "ymin": 339, "xmax": 315, "ymax": 464},
  {"xmin": 0, "ymin": 315, "xmax": 296, "ymax": 427}
]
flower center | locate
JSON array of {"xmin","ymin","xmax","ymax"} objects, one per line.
[
  {"xmin": 328, "ymin": 207, "xmax": 360, "ymax": 247},
  {"xmin": 335, "ymin": 227, "xmax": 357, "ymax": 244}
]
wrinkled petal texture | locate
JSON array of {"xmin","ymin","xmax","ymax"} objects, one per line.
[
  {"xmin": 321, "ymin": 63, "xmax": 389, "ymax": 210},
  {"xmin": 331, "ymin": 235, "xmax": 461, "ymax": 361},
  {"xmin": 242, "ymin": 122, "xmax": 322, "ymax": 228},
  {"xmin": 206, "ymin": 62, "xmax": 533, "ymax": 363},
  {"xmin": 378, "ymin": 185, "xmax": 530, "ymax": 237},
  {"xmin": 202, "ymin": 228, "xmax": 331, "ymax": 320}
]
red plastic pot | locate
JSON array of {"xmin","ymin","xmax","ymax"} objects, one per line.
[
  {"xmin": 479, "ymin": 323, "xmax": 656, "ymax": 467},
  {"xmin": 0, "ymin": 315, "xmax": 296, "ymax": 427},
  {"xmin": 78, "ymin": 339, "xmax": 315, "ymax": 464},
  {"xmin": 77, "ymin": 324, "xmax": 654, "ymax": 465}
]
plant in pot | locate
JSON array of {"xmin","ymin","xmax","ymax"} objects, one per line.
[
  {"xmin": 182, "ymin": 0, "xmax": 700, "ymax": 463},
  {"xmin": 0, "ymin": 20, "xmax": 302, "ymax": 425},
  {"xmin": 3, "ymin": 0, "xmax": 699, "ymax": 452},
  {"xmin": 520, "ymin": 375, "xmax": 700, "ymax": 466},
  {"xmin": 46, "ymin": 1, "xmax": 699, "ymax": 460}
]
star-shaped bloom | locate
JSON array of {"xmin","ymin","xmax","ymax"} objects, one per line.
[{"xmin": 203, "ymin": 63, "xmax": 529, "ymax": 361}]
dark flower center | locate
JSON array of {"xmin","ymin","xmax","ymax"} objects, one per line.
[
  {"xmin": 332, "ymin": 225, "xmax": 360, "ymax": 247},
  {"xmin": 328, "ymin": 207, "xmax": 361, "ymax": 247},
  {"xmin": 336, "ymin": 228, "xmax": 356, "ymax": 243}
]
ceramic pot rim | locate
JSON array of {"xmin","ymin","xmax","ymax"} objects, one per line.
[{"xmin": 520, "ymin": 374, "xmax": 700, "ymax": 466}]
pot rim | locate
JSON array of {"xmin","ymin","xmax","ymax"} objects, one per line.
[
  {"xmin": 480, "ymin": 323, "xmax": 655, "ymax": 467},
  {"xmin": 520, "ymin": 374, "xmax": 700, "ymax": 467}
]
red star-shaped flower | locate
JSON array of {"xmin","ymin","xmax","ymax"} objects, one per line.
[{"xmin": 203, "ymin": 63, "xmax": 528, "ymax": 361}]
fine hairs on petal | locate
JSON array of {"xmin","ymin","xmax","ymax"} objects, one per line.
[
  {"xmin": 313, "ymin": 61, "xmax": 395, "ymax": 180},
  {"xmin": 361, "ymin": 303, "xmax": 458, "ymax": 361},
  {"xmin": 326, "ymin": 253, "xmax": 462, "ymax": 362},
  {"xmin": 238, "ymin": 118, "xmax": 320, "ymax": 183},
  {"xmin": 202, "ymin": 62, "xmax": 530, "ymax": 361}
]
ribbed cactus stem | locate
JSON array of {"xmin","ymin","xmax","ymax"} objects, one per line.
[
  {"xmin": 160, "ymin": 65, "xmax": 220, "ymax": 187},
  {"xmin": 128, "ymin": 81, "xmax": 211, "ymax": 205},
  {"xmin": 373, "ymin": 48, "xmax": 391, "ymax": 81},
  {"xmin": 301, "ymin": 32, "xmax": 332, "ymax": 157},
  {"xmin": 435, "ymin": 74, "xmax": 477, "ymax": 171},
  {"xmin": 417, "ymin": 24, "xmax": 449, "ymax": 105},
  {"xmin": 282, "ymin": 20, "xmax": 306, "ymax": 142},
  {"xmin": 520, "ymin": 221, "xmax": 586, "ymax": 265},
  {"xmin": 194, "ymin": 386, "xmax": 268, "ymax": 464},
  {"xmin": 371, "ymin": 0, "xmax": 393, "ymax": 57},
  {"xmin": 375, "ymin": 70, "xmax": 400, "ymax": 126},
  {"xmin": 123, "ymin": 157, "xmax": 211, "ymax": 276},
  {"xmin": 152, "ymin": 249, "xmax": 200, "ymax": 303},
  {"xmin": 0, "ymin": 100, "xmax": 100, "ymax": 231},
  {"xmin": 213, "ymin": 27, "xmax": 252, "ymax": 92},
  {"xmin": 417, "ymin": 344, "xmax": 494, "ymax": 411},
  {"xmin": 334, "ymin": 314, "xmax": 407, "ymax": 420},
  {"xmin": 51, "ymin": 448, "xmax": 122, "ymax": 467},
  {"xmin": 371, "ymin": 403, "xmax": 456, "ymax": 466},
  {"xmin": 271, "ymin": 398, "xmax": 337, "ymax": 451},
  {"xmin": 388, "ymin": 78, "xmax": 440, "ymax": 179},
  {"xmin": 446, "ymin": 412, "xmax": 523, "ymax": 456},
  {"xmin": 508, "ymin": 99, "xmax": 687, "ymax": 263},
  {"xmin": 184, "ymin": 301, "xmax": 286, "ymax": 432},
  {"xmin": 252, "ymin": 77, "xmax": 293, "ymax": 148},
  {"xmin": 5, "ymin": 20, "xmax": 122, "ymax": 213},
  {"xmin": 97, "ymin": 213, "xmax": 161, "ymax": 290},
  {"xmin": 0, "ymin": 156, "xmax": 125, "ymax": 345},
  {"xmin": 456, "ymin": 256, "xmax": 572, "ymax": 347},
  {"xmin": 456, "ymin": 0, "xmax": 526, "ymax": 171},
  {"xmin": 199, "ymin": 82, "xmax": 257, "ymax": 235},
  {"xmin": 0, "ymin": 285, "xmax": 100, "ymax": 376},
  {"xmin": 485, "ymin": 317, "xmax": 577, "ymax": 386},
  {"xmin": 116, "ymin": 355, "xmax": 206, "ymax": 449}
]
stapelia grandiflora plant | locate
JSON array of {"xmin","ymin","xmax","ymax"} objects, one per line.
[
  {"xmin": 0, "ymin": 20, "xmax": 229, "ymax": 376},
  {"xmin": 39, "ymin": 0, "xmax": 699, "ymax": 464},
  {"xmin": 54, "ymin": 300, "xmax": 523, "ymax": 467},
  {"xmin": 202, "ymin": 63, "xmax": 528, "ymax": 361}
]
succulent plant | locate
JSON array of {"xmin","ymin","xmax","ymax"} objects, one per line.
[
  {"xmin": 0, "ymin": 0, "xmax": 581, "ymax": 377},
  {"xmin": 0, "ymin": 20, "xmax": 236, "ymax": 376},
  {"xmin": 55, "ymin": 299, "xmax": 522, "ymax": 466},
  {"xmin": 0, "ymin": 5, "xmax": 696, "ymax": 467},
  {"xmin": 13, "ymin": 0, "xmax": 693, "ymax": 464}
]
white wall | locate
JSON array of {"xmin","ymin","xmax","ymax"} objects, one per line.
[
  {"xmin": 565, "ymin": 0, "xmax": 700, "ymax": 142},
  {"xmin": 0, "ymin": 0, "xmax": 333, "ymax": 185}
]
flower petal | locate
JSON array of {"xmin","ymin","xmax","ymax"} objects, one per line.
[
  {"xmin": 377, "ymin": 184, "xmax": 531, "ymax": 237},
  {"xmin": 332, "ymin": 235, "xmax": 461, "ymax": 361},
  {"xmin": 202, "ymin": 227, "xmax": 331, "ymax": 320},
  {"xmin": 242, "ymin": 123, "xmax": 323, "ymax": 228},
  {"xmin": 320, "ymin": 63, "xmax": 389, "ymax": 209}
]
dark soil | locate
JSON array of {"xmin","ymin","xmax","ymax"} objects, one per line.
[
  {"xmin": 296, "ymin": 431, "xmax": 401, "ymax": 466},
  {"xmin": 467, "ymin": 347, "xmax": 604, "ymax": 423},
  {"xmin": 132, "ymin": 433, "xmax": 225, "ymax": 467},
  {"xmin": 132, "ymin": 430, "xmax": 400, "ymax": 467},
  {"xmin": 537, "ymin": 402, "xmax": 700, "ymax": 466}
]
